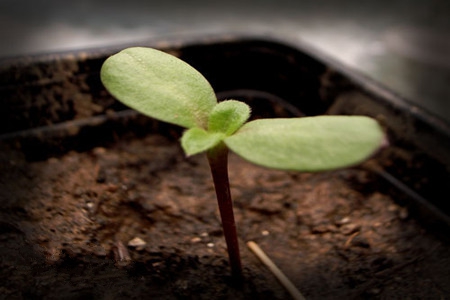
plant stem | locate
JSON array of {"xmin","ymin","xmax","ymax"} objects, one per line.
[{"xmin": 207, "ymin": 142, "xmax": 243, "ymax": 281}]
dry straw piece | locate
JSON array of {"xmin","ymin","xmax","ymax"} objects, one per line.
[{"xmin": 247, "ymin": 241, "xmax": 306, "ymax": 300}]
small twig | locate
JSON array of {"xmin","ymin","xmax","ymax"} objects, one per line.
[
  {"xmin": 114, "ymin": 240, "xmax": 131, "ymax": 267},
  {"xmin": 247, "ymin": 241, "xmax": 306, "ymax": 300},
  {"xmin": 344, "ymin": 231, "xmax": 360, "ymax": 249}
]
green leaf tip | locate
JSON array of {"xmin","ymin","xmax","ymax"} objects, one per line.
[
  {"xmin": 208, "ymin": 100, "xmax": 251, "ymax": 136},
  {"xmin": 181, "ymin": 100, "xmax": 250, "ymax": 156},
  {"xmin": 100, "ymin": 47, "xmax": 217, "ymax": 129},
  {"xmin": 181, "ymin": 127, "xmax": 225, "ymax": 156},
  {"xmin": 225, "ymin": 116, "xmax": 385, "ymax": 172}
]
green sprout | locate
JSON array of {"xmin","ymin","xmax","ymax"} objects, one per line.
[{"xmin": 100, "ymin": 47, "xmax": 385, "ymax": 280}]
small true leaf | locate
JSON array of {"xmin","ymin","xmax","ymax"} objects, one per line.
[
  {"xmin": 181, "ymin": 127, "xmax": 225, "ymax": 156},
  {"xmin": 208, "ymin": 100, "xmax": 251, "ymax": 135},
  {"xmin": 101, "ymin": 47, "xmax": 217, "ymax": 129},
  {"xmin": 224, "ymin": 116, "xmax": 384, "ymax": 171}
]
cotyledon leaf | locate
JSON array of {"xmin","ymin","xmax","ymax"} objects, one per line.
[
  {"xmin": 101, "ymin": 47, "xmax": 217, "ymax": 129},
  {"xmin": 224, "ymin": 116, "xmax": 385, "ymax": 171}
]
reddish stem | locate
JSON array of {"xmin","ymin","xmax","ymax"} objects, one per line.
[{"xmin": 207, "ymin": 142, "xmax": 243, "ymax": 281}]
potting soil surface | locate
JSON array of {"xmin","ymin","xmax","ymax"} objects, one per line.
[{"xmin": 1, "ymin": 134, "xmax": 449, "ymax": 299}]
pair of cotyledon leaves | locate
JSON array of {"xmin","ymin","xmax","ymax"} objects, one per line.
[{"xmin": 101, "ymin": 47, "xmax": 385, "ymax": 172}]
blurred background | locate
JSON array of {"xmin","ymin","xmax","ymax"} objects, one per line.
[{"xmin": 1, "ymin": 0, "xmax": 449, "ymax": 121}]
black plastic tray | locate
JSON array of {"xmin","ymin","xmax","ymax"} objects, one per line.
[{"xmin": 1, "ymin": 33, "xmax": 449, "ymax": 230}]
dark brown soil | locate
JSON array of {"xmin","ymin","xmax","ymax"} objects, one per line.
[{"xmin": 1, "ymin": 134, "xmax": 449, "ymax": 299}]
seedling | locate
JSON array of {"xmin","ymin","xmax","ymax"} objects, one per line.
[{"xmin": 100, "ymin": 47, "xmax": 385, "ymax": 280}]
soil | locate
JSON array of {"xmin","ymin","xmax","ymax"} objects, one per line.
[{"xmin": 1, "ymin": 133, "xmax": 449, "ymax": 299}]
